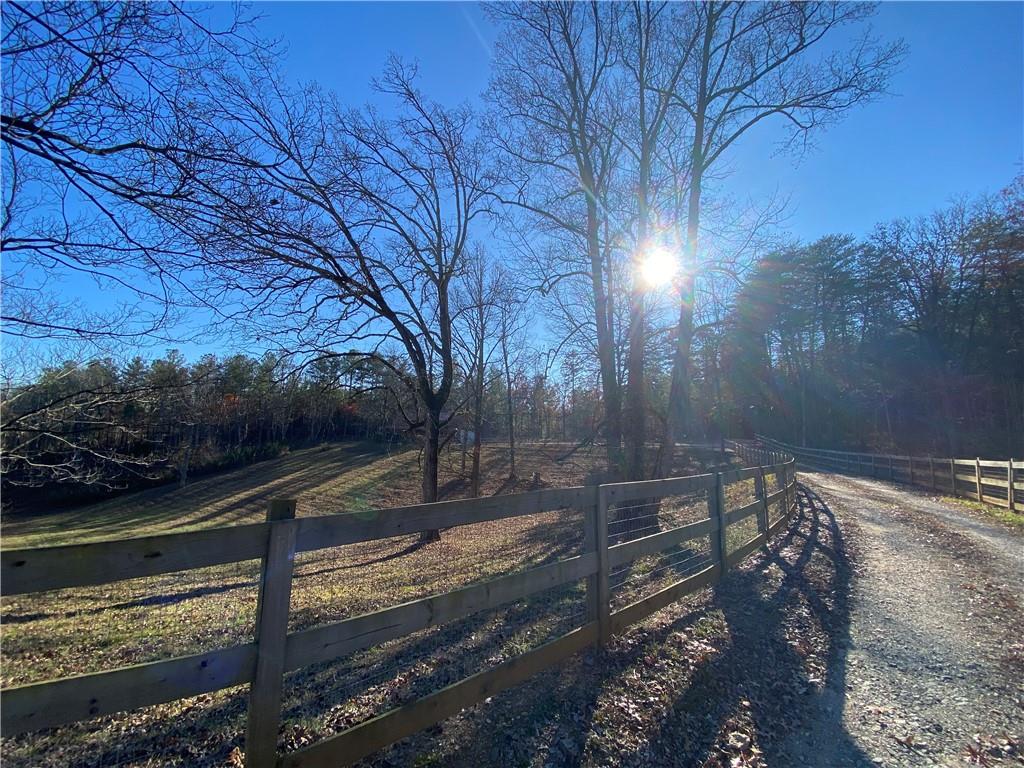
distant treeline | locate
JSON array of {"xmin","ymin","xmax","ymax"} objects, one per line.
[
  {"xmin": 702, "ymin": 185, "xmax": 1023, "ymax": 458},
  {"xmin": 1, "ymin": 350, "xmax": 581, "ymax": 506}
]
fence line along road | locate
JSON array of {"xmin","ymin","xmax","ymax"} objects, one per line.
[
  {"xmin": 1, "ymin": 455, "xmax": 798, "ymax": 768},
  {"xmin": 755, "ymin": 435, "xmax": 1021, "ymax": 512}
]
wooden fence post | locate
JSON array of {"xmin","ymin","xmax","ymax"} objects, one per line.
[
  {"xmin": 975, "ymin": 458, "xmax": 983, "ymax": 503},
  {"xmin": 1009, "ymin": 461, "xmax": 1017, "ymax": 512},
  {"xmin": 594, "ymin": 486, "xmax": 610, "ymax": 647},
  {"xmin": 929, "ymin": 457, "xmax": 936, "ymax": 489},
  {"xmin": 708, "ymin": 472, "xmax": 727, "ymax": 575},
  {"xmin": 950, "ymin": 459, "xmax": 957, "ymax": 497},
  {"xmin": 787, "ymin": 464, "xmax": 795, "ymax": 515},
  {"xmin": 757, "ymin": 467, "xmax": 769, "ymax": 534},
  {"xmin": 583, "ymin": 491, "xmax": 598, "ymax": 624},
  {"xmin": 245, "ymin": 499, "xmax": 298, "ymax": 768},
  {"xmin": 870, "ymin": 455, "xmax": 875, "ymax": 478},
  {"xmin": 888, "ymin": 455, "xmax": 894, "ymax": 481}
]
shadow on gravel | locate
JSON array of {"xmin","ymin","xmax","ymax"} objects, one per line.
[
  {"xmin": 655, "ymin": 484, "xmax": 870, "ymax": 766},
  {"xmin": 653, "ymin": 483, "xmax": 873, "ymax": 767},
  {"xmin": 403, "ymin": 483, "xmax": 873, "ymax": 767}
]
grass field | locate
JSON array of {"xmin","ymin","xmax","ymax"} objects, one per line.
[{"xmin": 0, "ymin": 440, "xmax": 768, "ymax": 767}]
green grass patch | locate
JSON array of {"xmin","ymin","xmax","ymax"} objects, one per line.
[{"xmin": 941, "ymin": 496, "xmax": 1024, "ymax": 530}]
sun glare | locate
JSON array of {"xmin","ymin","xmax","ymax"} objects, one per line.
[{"xmin": 639, "ymin": 245, "xmax": 678, "ymax": 288}]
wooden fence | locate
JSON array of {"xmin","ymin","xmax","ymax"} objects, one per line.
[
  {"xmin": 1, "ymin": 457, "xmax": 797, "ymax": 767},
  {"xmin": 756, "ymin": 435, "xmax": 1021, "ymax": 512}
]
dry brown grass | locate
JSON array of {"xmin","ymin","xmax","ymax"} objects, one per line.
[{"xmin": 0, "ymin": 440, "xmax": 757, "ymax": 767}]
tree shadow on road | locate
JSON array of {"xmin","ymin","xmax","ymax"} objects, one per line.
[
  {"xmin": 634, "ymin": 483, "xmax": 872, "ymax": 767},
  {"xmin": 401, "ymin": 483, "xmax": 873, "ymax": 768}
]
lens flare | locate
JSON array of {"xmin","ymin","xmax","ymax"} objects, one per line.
[{"xmin": 639, "ymin": 245, "xmax": 678, "ymax": 288}]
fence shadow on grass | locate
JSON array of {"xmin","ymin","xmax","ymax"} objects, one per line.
[{"xmin": 395, "ymin": 483, "xmax": 870, "ymax": 768}]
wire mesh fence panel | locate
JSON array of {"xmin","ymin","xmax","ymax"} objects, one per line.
[
  {"xmin": 1, "ymin": 561, "xmax": 263, "ymax": 689},
  {"xmin": 276, "ymin": 576, "xmax": 589, "ymax": 756},
  {"xmin": 0, "ymin": 557, "xmax": 265, "ymax": 768},
  {"xmin": 270, "ymin": 501, "xmax": 590, "ymax": 759},
  {"xmin": 287, "ymin": 505, "xmax": 587, "ymax": 634},
  {"xmin": 1, "ymin": 499, "xmax": 591, "ymax": 767},
  {"xmin": 607, "ymin": 490, "xmax": 713, "ymax": 611},
  {"xmin": 2, "ymin": 443, "xmax": 800, "ymax": 768}
]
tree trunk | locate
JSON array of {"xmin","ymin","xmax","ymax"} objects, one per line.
[
  {"xmin": 584, "ymin": 192, "xmax": 623, "ymax": 474},
  {"xmin": 501, "ymin": 331, "xmax": 517, "ymax": 480},
  {"xmin": 659, "ymin": 18, "xmax": 711, "ymax": 477},
  {"xmin": 625, "ymin": 133, "xmax": 652, "ymax": 482},
  {"xmin": 420, "ymin": 409, "xmax": 441, "ymax": 542}
]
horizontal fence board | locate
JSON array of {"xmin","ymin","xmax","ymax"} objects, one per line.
[
  {"xmin": 601, "ymin": 474, "xmax": 715, "ymax": 504},
  {"xmin": 766, "ymin": 436, "xmax": 1019, "ymax": 513},
  {"xmin": 724, "ymin": 500, "xmax": 761, "ymax": 526},
  {"xmin": 718, "ymin": 466, "xmax": 763, "ymax": 485},
  {"xmin": 608, "ymin": 564, "xmax": 720, "ymax": 634},
  {"xmin": 607, "ymin": 518, "xmax": 715, "ymax": 569},
  {"xmin": 295, "ymin": 487, "xmax": 592, "ymax": 552},
  {"xmin": 279, "ymin": 622, "xmax": 599, "ymax": 768},
  {"xmin": 1, "ymin": 450, "xmax": 806, "ymax": 760},
  {"xmin": 765, "ymin": 488, "xmax": 787, "ymax": 506},
  {"xmin": 726, "ymin": 534, "xmax": 767, "ymax": 568},
  {"xmin": 1, "ymin": 523, "xmax": 270, "ymax": 597},
  {"xmin": 1, "ymin": 643, "xmax": 256, "ymax": 735},
  {"xmin": 285, "ymin": 553, "xmax": 597, "ymax": 671}
]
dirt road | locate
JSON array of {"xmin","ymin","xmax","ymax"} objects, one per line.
[{"xmin": 792, "ymin": 472, "xmax": 1023, "ymax": 767}]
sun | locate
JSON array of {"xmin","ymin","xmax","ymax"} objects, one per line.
[{"xmin": 639, "ymin": 245, "xmax": 678, "ymax": 288}]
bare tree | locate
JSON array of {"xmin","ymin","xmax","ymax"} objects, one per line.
[
  {"xmin": 657, "ymin": 1, "xmax": 905, "ymax": 468},
  {"xmin": 150, "ymin": 59, "xmax": 495, "ymax": 537},
  {"xmin": 487, "ymin": 1, "xmax": 627, "ymax": 473},
  {"xmin": 1, "ymin": 1, "xmax": 259, "ymax": 345},
  {"xmin": 1, "ymin": 359, "xmax": 165, "ymax": 489},
  {"xmin": 613, "ymin": 1, "xmax": 703, "ymax": 480},
  {"xmin": 1, "ymin": 2, "xmax": 260, "ymax": 489},
  {"xmin": 495, "ymin": 268, "xmax": 531, "ymax": 480},
  {"xmin": 452, "ymin": 248, "xmax": 502, "ymax": 496}
]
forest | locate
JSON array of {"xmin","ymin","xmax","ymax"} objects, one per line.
[{"xmin": 2, "ymin": 2, "xmax": 1021, "ymax": 510}]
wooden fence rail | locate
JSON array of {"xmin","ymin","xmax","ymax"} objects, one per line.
[
  {"xmin": 754, "ymin": 435, "xmax": 1021, "ymax": 512},
  {"xmin": 1, "ymin": 456, "xmax": 798, "ymax": 767}
]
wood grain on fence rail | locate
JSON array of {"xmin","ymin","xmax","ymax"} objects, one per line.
[
  {"xmin": 1, "ymin": 643, "xmax": 257, "ymax": 734},
  {"xmin": 278, "ymin": 622, "xmax": 601, "ymax": 768},
  {"xmin": 1, "ymin": 456, "xmax": 800, "ymax": 768}
]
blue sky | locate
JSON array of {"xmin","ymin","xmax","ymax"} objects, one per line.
[
  {"xmin": 11, "ymin": 2, "xmax": 1023, "ymax": 364},
  {"xmin": 259, "ymin": 1, "xmax": 1022, "ymax": 243}
]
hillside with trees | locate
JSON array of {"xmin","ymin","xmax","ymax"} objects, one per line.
[{"xmin": 1, "ymin": 1, "xmax": 1018, "ymax": 507}]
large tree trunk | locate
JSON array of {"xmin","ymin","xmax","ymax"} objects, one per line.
[
  {"xmin": 659, "ymin": 19, "xmax": 711, "ymax": 477},
  {"xmin": 584, "ymin": 192, "xmax": 623, "ymax": 475},
  {"xmin": 625, "ymin": 133, "xmax": 652, "ymax": 482},
  {"xmin": 420, "ymin": 409, "xmax": 441, "ymax": 542}
]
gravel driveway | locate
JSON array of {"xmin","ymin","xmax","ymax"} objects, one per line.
[{"xmin": 794, "ymin": 471, "xmax": 1023, "ymax": 767}]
